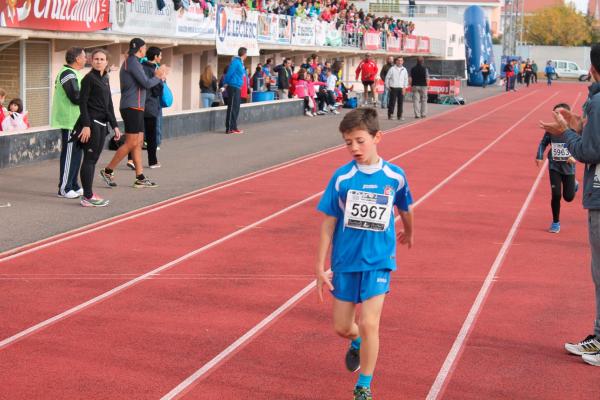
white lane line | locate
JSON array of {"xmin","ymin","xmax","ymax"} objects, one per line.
[
  {"xmin": 425, "ymin": 91, "xmax": 581, "ymax": 400},
  {"xmin": 424, "ymin": 159, "xmax": 549, "ymax": 400},
  {"xmin": 159, "ymin": 92, "xmax": 557, "ymax": 400},
  {"xmin": 0, "ymin": 89, "xmax": 526, "ymax": 262},
  {"xmin": 0, "ymin": 91, "xmax": 541, "ymax": 351}
]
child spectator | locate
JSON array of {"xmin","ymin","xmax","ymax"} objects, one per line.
[{"xmin": 1, "ymin": 98, "xmax": 29, "ymax": 131}]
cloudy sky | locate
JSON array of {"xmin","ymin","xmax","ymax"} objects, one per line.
[{"xmin": 566, "ymin": 0, "xmax": 588, "ymax": 13}]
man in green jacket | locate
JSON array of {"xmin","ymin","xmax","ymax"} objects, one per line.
[{"xmin": 51, "ymin": 47, "xmax": 86, "ymax": 199}]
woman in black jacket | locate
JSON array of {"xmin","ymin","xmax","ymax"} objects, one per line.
[
  {"xmin": 142, "ymin": 47, "xmax": 164, "ymax": 169},
  {"xmin": 75, "ymin": 48, "xmax": 121, "ymax": 207}
]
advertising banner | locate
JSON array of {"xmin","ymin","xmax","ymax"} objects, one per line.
[
  {"xmin": 257, "ymin": 12, "xmax": 278, "ymax": 43},
  {"xmin": 403, "ymin": 35, "xmax": 418, "ymax": 52},
  {"xmin": 314, "ymin": 20, "xmax": 327, "ymax": 47},
  {"xmin": 417, "ymin": 36, "xmax": 430, "ymax": 53},
  {"xmin": 363, "ymin": 32, "xmax": 380, "ymax": 50},
  {"xmin": 386, "ymin": 35, "xmax": 401, "ymax": 52},
  {"xmin": 277, "ymin": 14, "xmax": 291, "ymax": 44},
  {"xmin": 0, "ymin": 0, "xmax": 110, "ymax": 31},
  {"xmin": 110, "ymin": 0, "xmax": 176, "ymax": 36},
  {"xmin": 291, "ymin": 17, "xmax": 314, "ymax": 46},
  {"xmin": 175, "ymin": 2, "xmax": 215, "ymax": 39},
  {"xmin": 215, "ymin": 5, "xmax": 259, "ymax": 56}
]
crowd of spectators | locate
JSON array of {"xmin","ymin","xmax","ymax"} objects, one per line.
[{"xmin": 232, "ymin": 0, "xmax": 416, "ymax": 38}]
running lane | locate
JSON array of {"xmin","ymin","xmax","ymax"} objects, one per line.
[
  {"xmin": 161, "ymin": 85, "xmax": 582, "ymax": 399},
  {"xmin": 0, "ymin": 89, "xmax": 531, "ymax": 342},
  {"xmin": 438, "ymin": 89, "xmax": 600, "ymax": 398},
  {"xmin": 0, "ymin": 90, "xmax": 550, "ymax": 398}
]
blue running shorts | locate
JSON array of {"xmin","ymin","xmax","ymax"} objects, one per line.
[{"xmin": 331, "ymin": 269, "xmax": 391, "ymax": 303}]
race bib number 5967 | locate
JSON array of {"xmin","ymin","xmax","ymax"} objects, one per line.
[{"xmin": 343, "ymin": 190, "xmax": 393, "ymax": 231}]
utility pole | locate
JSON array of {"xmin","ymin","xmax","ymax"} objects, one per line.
[{"xmin": 502, "ymin": 0, "xmax": 521, "ymax": 56}]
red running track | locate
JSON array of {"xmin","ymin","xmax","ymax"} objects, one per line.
[{"xmin": 0, "ymin": 84, "xmax": 595, "ymax": 399}]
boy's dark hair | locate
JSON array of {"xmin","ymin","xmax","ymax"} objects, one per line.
[
  {"xmin": 553, "ymin": 103, "xmax": 571, "ymax": 111},
  {"xmin": 591, "ymin": 44, "xmax": 600, "ymax": 73},
  {"xmin": 65, "ymin": 47, "xmax": 84, "ymax": 64},
  {"xmin": 146, "ymin": 46, "xmax": 162, "ymax": 62},
  {"xmin": 238, "ymin": 47, "xmax": 247, "ymax": 57},
  {"xmin": 339, "ymin": 108, "xmax": 380, "ymax": 136},
  {"xmin": 8, "ymin": 98, "xmax": 23, "ymax": 113}
]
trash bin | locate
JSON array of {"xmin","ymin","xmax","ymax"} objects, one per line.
[{"xmin": 251, "ymin": 91, "xmax": 275, "ymax": 102}]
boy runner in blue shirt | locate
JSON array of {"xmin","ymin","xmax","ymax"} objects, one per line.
[{"xmin": 316, "ymin": 108, "xmax": 414, "ymax": 400}]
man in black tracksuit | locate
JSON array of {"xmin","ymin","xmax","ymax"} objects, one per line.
[{"xmin": 142, "ymin": 47, "xmax": 164, "ymax": 169}]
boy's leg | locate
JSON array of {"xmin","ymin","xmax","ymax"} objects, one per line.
[
  {"xmin": 549, "ymin": 169, "xmax": 562, "ymax": 223},
  {"xmin": 333, "ymin": 298, "xmax": 359, "ymax": 340},
  {"xmin": 562, "ymin": 173, "xmax": 576, "ymax": 202},
  {"xmin": 358, "ymin": 293, "xmax": 386, "ymax": 377}
]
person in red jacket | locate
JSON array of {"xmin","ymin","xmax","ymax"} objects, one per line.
[{"xmin": 355, "ymin": 53, "xmax": 379, "ymax": 106}]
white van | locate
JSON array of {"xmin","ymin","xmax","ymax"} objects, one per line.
[{"xmin": 550, "ymin": 60, "xmax": 590, "ymax": 81}]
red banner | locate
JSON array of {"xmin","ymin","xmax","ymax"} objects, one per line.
[
  {"xmin": 363, "ymin": 32, "xmax": 380, "ymax": 50},
  {"xmin": 428, "ymin": 79, "xmax": 461, "ymax": 95},
  {"xmin": 417, "ymin": 36, "xmax": 431, "ymax": 53},
  {"xmin": 0, "ymin": 0, "xmax": 110, "ymax": 31},
  {"xmin": 386, "ymin": 35, "xmax": 401, "ymax": 52},
  {"xmin": 403, "ymin": 35, "xmax": 418, "ymax": 52}
]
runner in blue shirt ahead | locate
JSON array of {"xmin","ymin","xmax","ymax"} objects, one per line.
[{"xmin": 316, "ymin": 108, "xmax": 414, "ymax": 400}]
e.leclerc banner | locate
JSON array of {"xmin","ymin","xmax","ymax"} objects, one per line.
[
  {"xmin": 215, "ymin": 5, "xmax": 259, "ymax": 56},
  {"xmin": 0, "ymin": 0, "xmax": 109, "ymax": 31}
]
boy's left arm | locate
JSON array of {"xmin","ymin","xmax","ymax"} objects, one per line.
[{"xmin": 397, "ymin": 207, "xmax": 414, "ymax": 249}]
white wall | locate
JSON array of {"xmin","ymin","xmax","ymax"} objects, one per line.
[{"xmin": 413, "ymin": 20, "xmax": 466, "ymax": 60}]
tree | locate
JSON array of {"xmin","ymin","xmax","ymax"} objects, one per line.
[{"xmin": 524, "ymin": 5, "xmax": 591, "ymax": 46}]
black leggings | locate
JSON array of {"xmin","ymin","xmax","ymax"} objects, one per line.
[
  {"xmin": 549, "ymin": 169, "xmax": 576, "ymax": 223},
  {"xmin": 144, "ymin": 116, "xmax": 158, "ymax": 166},
  {"xmin": 79, "ymin": 121, "xmax": 108, "ymax": 199}
]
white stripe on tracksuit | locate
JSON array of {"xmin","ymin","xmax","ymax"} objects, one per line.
[{"xmin": 59, "ymin": 130, "xmax": 74, "ymax": 195}]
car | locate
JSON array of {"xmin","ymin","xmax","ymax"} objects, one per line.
[{"xmin": 549, "ymin": 60, "xmax": 590, "ymax": 81}]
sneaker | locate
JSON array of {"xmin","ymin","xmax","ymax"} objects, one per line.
[
  {"xmin": 80, "ymin": 194, "xmax": 109, "ymax": 207},
  {"xmin": 345, "ymin": 346, "xmax": 361, "ymax": 372},
  {"xmin": 305, "ymin": 111, "xmax": 314, "ymax": 117},
  {"xmin": 57, "ymin": 190, "xmax": 79, "ymax": 199},
  {"xmin": 398, "ymin": 117, "xmax": 405, "ymax": 121},
  {"xmin": 317, "ymin": 110, "xmax": 327, "ymax": 115},
  {"xmin": 582, "ymin": 351, "xmax": 600, "ymax": 366},
  {"xmin": 75, "ymin": 188, "xmax": 84, "ymax": 196},
  {"xmin": 332, "ymin": 109, "xmax": 340, "ymax": 115},
  {"xmin": 0, "ymin": 201, "xmax": 11, "ymax": 208},
  {"xmin": 388, "ymin": 115, "xmax": 393, "ymax": 120},
  {"xmin": 353, "ymin": 387, "xmax": 372, "ymax": 400},
  {"xmin": 133, "ymin": 178, "xmax": 158, "ymax": 188},
  {"xmin": 100, "ymin": 169, "xmax": 117, "ymax": 187},
  {"xmin": 549, "ymin": 222, "xmax": 561, "ymax": 233},
  {"xmin": 149, "ymin": 163, "xmax": 161, "ymax": 169},
  {"xmin": 126, "ymin": 161, "xmax": 136, "ymax": 170},
  {"xmin": 231, "ymin": 129, "xmax": 244, "ymax": 134},
  {"xmin": 565, "ymin": 334, "xmax": 600, "ymax": 355}
]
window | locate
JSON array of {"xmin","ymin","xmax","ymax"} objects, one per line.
[
  {"xmin": 447, "ymin": 47, "xmax": 453, "ymax": 57},
  {"xmin": 449, "ymin": 34, "xmax": 456, "ymax": 43},
  {"xmin": 459, "ymin": 36, "xmax": 464, "ymax": 44},
  {"xmin": 569, "ymin": 63, "xmax": 578, "ymax": 71},
  {"xmin": 557, "ymin": 61, "xmax": 566, "ymax": 69}
]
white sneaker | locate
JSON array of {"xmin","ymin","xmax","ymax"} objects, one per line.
[
  {"xmin": 305, "ymin": 111, "xmax": 313, "ymax": 117},
  {"xmin": 565, "ymin": 334, "xmax": 600, "ymax": 355},
  {"xmin": 316, "ymin": 110, "xmax": 327, "ymax": 115},
  {"xmin": 582, "ymin": 351, "xmax": 600, "ymax": 366},
  {"xmin": 332, "ymin": 109, "xmax": 340, "ymax": 115},
  {"xmin": 75, "ymin": 188, "xmax": 84, "ymax": 196},
  {"xmin": 58, "ymin": 190, "xmax": 79, "ymax": 199}
]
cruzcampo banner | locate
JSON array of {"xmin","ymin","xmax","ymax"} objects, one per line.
[
  {"xmin": 0, "ymin": 0, "xmax": 110, "ymax": 31},
  {"xmin": 215, "ymin": 5, "xmax": 259, "ymax": 56}
]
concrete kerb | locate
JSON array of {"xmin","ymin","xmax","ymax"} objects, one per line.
[{"xmin": 0, "ymin": 98, "xmax": 304, "ymax": 169}]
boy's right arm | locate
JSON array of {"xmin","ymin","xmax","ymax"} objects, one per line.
[{"xmin": 316, "ymin": 215, "xmax": 337, "ymax": 303}]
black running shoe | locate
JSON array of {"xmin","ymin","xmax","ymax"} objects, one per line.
[
  {"xmin": 100, "ymin": 169, "xmax": 117, "ymax": 187},
  {"xmin": 353, "ymin": 387, "xmax": 372, "ymax": 400},
  {"xmin": 133, "ymin": 178, "xmax": 158, "ymax": 188},
  {"xmin": 345, "ymin": 346, "xmax": 360, "ymax": 372}
]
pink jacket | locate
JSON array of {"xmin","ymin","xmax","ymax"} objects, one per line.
[
  {"xmin": 308, "ymin": 81, "xmax": 326, "ymax": 97},
  {"xmin": 294, "ymin": 79, "xmax": 309, "ymax": 98}
]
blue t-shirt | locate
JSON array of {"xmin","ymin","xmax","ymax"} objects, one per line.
[{"xmin": 317, "ymin": 159, "xmax": 413, "ymax": 273}]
